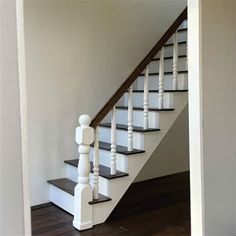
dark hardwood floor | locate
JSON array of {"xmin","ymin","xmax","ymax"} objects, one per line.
[{"xmin": 32, "ymin": 172, "xmax": 190, "ymax": 236}]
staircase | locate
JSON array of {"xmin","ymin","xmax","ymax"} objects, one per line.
[{"xmin": 47, "ymin": 8, "xmax": 188, "ymax": 231}]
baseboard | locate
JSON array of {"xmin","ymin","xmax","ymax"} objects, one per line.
[
  {"xmin": 133, "ymin": 171, "xmax": 189, "ymax": 185},
  {"xmin": 31, "ymin": 202, "xmax": 52, "ymax": 210}
]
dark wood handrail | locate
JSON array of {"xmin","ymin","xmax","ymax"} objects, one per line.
[{"xmin": 91, "ymin": 7, "xmax": 187, "ymax": 128}]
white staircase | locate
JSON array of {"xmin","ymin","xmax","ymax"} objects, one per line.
[{"xmin": 48, "ymin": 16, "xmax": 188, "ymax": 231}]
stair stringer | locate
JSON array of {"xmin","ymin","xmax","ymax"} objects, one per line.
[{"xmin": 92, "ymin": 92, "xmax": 188, "ymax": 225}]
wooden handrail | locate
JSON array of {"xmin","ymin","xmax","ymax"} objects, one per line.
[{"xmin": 91, "ymin": 7, "xmax": 187, "ymax": 128}]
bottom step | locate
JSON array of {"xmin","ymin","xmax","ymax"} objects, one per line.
[
  {"xmin": 47, "ymin": 178, "xmax": 111, "ymax": 205},
  {"xmin": 48, "ymin": 178, "xmax": 113, "ymax": 225}
]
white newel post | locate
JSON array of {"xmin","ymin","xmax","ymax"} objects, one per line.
[
  {"xmin": 93, "ymin": 127, "xmax": 99, "ymax": 200},
  {"xmin": 73, "ymin": 114, "xmax": 94, "ymax": 231},
  {"xmin": 128, "ymin": 85, "xmax": 133, "ymax": 151},
  {"xmin": 143, "ymin": 66, "xmax": 149, "ymax": 129},
  {"xmin": 173, "ymin": 31, "xmax": 178, "ymax": 90},
  {"xmin": 110, "ymin": 106, "xmax": 117, "ymax": 175},
  {"xmin": 158, "ymin": 47, "xmax": 164, "ymax": 109}
]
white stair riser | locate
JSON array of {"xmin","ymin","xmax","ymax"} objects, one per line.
[
  {"xmin": 89, "ymin": 147, "xmax": 128, "ymax": 172},
  {"xmin": 66, "ymin": 164, "xmax": 109, "ymax": 196},
  {"xmin": 165, "ymin": 30, "xmax": 187, "ymax": 45},
  {"xmin": 116, "ymin": 109, "xmax": 160, "ymax": 128},
  {"xmin": 181, "ymin": 20, "xmax": 188, "ymax": 29},
  {"xmin": 147, "ymin": 57, "xmax": 187, "ymax": 73},
  {"xmin": 122, "ymin": 92, "xmax": 174, "ymax": 109},
  {"xmin": 49, "ymin": 185, "xmax": 74, "ymax": 215},
  {"xmin": 162, "ymin": 43, "xmax": 187, "ymax": 57},
  {"xmin": 99, "ymin": 126, "xmax": 144, "ymax": 149},
  {"xmin": 135, "ymin": 73, "xmax": 188, "ymax": 90}
]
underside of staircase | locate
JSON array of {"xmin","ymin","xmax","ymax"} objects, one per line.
[{"xmin": 47, "ymin": 8, "xmax": 188, "ymax": 231}]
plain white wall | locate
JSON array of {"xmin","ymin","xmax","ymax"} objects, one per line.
[
  {"xmin": 202, "ymin": 1, "xmax": 236, "ymax": 235},
  {"xmin": 188, "ymin": 0, "xmax": 236, "ymax": 235},
  {"xmin": 24, "ymin": 0, "xmax": 187, "ymax": 205},
  {"xmin": 135, "ymin": 105, "xmax": 189, "ymax": 182},
  {"xmin": 0, "ymin": 0, "xmax": 29, "ymax": 235}
]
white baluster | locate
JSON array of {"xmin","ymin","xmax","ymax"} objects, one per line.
[
  {"xmin": 159, "ymin": 47, "xmax": 164, "ymax": 109},
  {"xmin": 128, "ymin": 86, "xmax": 133, "ymax": 151},
  {"xmin": 143, "ymin": 66, "xmax": 149, "ymax": 129},
  {"xmin": 173, "ymin": 31, "xmax": 178, "ymax": 90},
  {"xmin": 93, "ymin": 127, "xmax": 99, "ymax": 200},
  {"xmin": 73, "ymin": 114, "xmax": 94, "ymax": 231},
  {"xmin": 110, "ymin": 106, "xmax": 117, "ymax": 175}
]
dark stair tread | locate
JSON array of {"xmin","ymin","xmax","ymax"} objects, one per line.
[
  {"xmin": 89, "ymin": 195, "xmax": 112, "ymax": 205},
  {"xmin": 116, "ymin": 106, "xmax": 175, "ymax": 112},
  {"xmin": 140, "ymin": 70, "xmax": 188, "ymax": 76},
  {"xmin": 91, "ymin": 141, "xmax": 145, "ymax": 155},
  {"xmin": 165, "ymin": 41, "xmax": 187, "ymax": 47},
  {"xmin": 151, "ymin": 55, "xmax": 187, "ymax": 62},
  {"xmin": 100, "ymin": 123, "xmax": 160, "ymax": 132},
  {"xmin": 47, "ymin": 178, "xmax": 111, "ymax": 205},
  {"xmin": 130, "ymin": 89, "xmax": 188, "ymax": 93},
  {"xmin": 64, "ymin": 159, "xmax": 129, "ymax": 180},
  {"xmin": 177, "ymin": 28, "xmax": 187, "ymax": 32}
]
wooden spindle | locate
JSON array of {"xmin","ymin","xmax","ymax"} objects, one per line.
[
  {"xmin": 110, "ymin": 106, "xmax": 117, "ymax": 175},
  {"xmin": 143, "ymin": 66, "xmax": 149, "ymax": 129},
  {"xmin": 158, "ymin": 47, "xmax": 164, "ymax": 109},
  {"xmin": 73, "ymin": 114, "xmax": 94, "ymax": 230},
  {"xmin": 128, "ymin": 85, "xmax": 133, "ymax": 151},
  {"xmin": 173, "ymin": 31, "xmax": 178, "ymax": 90},
  {"xmin": 93, "ymin": 127, "xmax": 99, "ymax": 200}
]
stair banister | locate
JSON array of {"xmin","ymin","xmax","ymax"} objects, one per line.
[
  {"xmin": 128, "ymin": 85, "xmax": 134, "ymax": 151},
  {"xmin": 110, "ymin": 106, "xmax": 117, "ymax": 175},
  {"xmin": 93, "ymin": 127, "xmax": 99, "ymax": 199},
  {"xmin": 158, "ymin": 47, "xmax": 164, "ymax": 109},
  {"xmin": 173, "ymin": 31, "xmax": 178, "ymax": 90},
  {"xmin": 143, "ymin": 66, "xmax": 149, "ymax": 129},
  {"xmin": 90, "ymin": 7, "xmax": 187, "ymax": 129},
  {"xmin": 47, "ymin": 8, "xmax": 188, "ymax": 233},
  {"xmin": 73, "ymin": 114, "xmax": 94, "ymax": 230}
]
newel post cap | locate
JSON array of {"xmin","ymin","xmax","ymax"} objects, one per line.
[
  {"xmin": 76, "ymin": 114, "xmax": 94, "ymax": 145},
  {"xmin": 79, "ymin": 114, "xmax": 91, "ymax": 127}
]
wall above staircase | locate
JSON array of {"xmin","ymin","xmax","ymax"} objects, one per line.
[{"xmin": 24, "ymin": 0, "xmax": 187, "ymax": 205}]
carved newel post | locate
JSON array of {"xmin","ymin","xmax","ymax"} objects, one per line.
[{"xmin": 73, "ymin": 114, "xmax": 94, "ymax": 231}]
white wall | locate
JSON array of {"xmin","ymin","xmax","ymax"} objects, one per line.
[
  {"xmin": 135, "ymin": 105, "xmax": 189, "ymax": 182},
  {"xmin": 202, "ymin": 1, "xmax": 236, "ymax": 234},
  {"xmin": 188, "ymin": 0, "xmax": 236, "ymax": 235},
  {"xmin": 0, "ymin": 0, "xmax": 29, "ymax": 235},
  {"xmin": 24, "ymin": 0, "xmax": 187, "ymax": 205}
]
